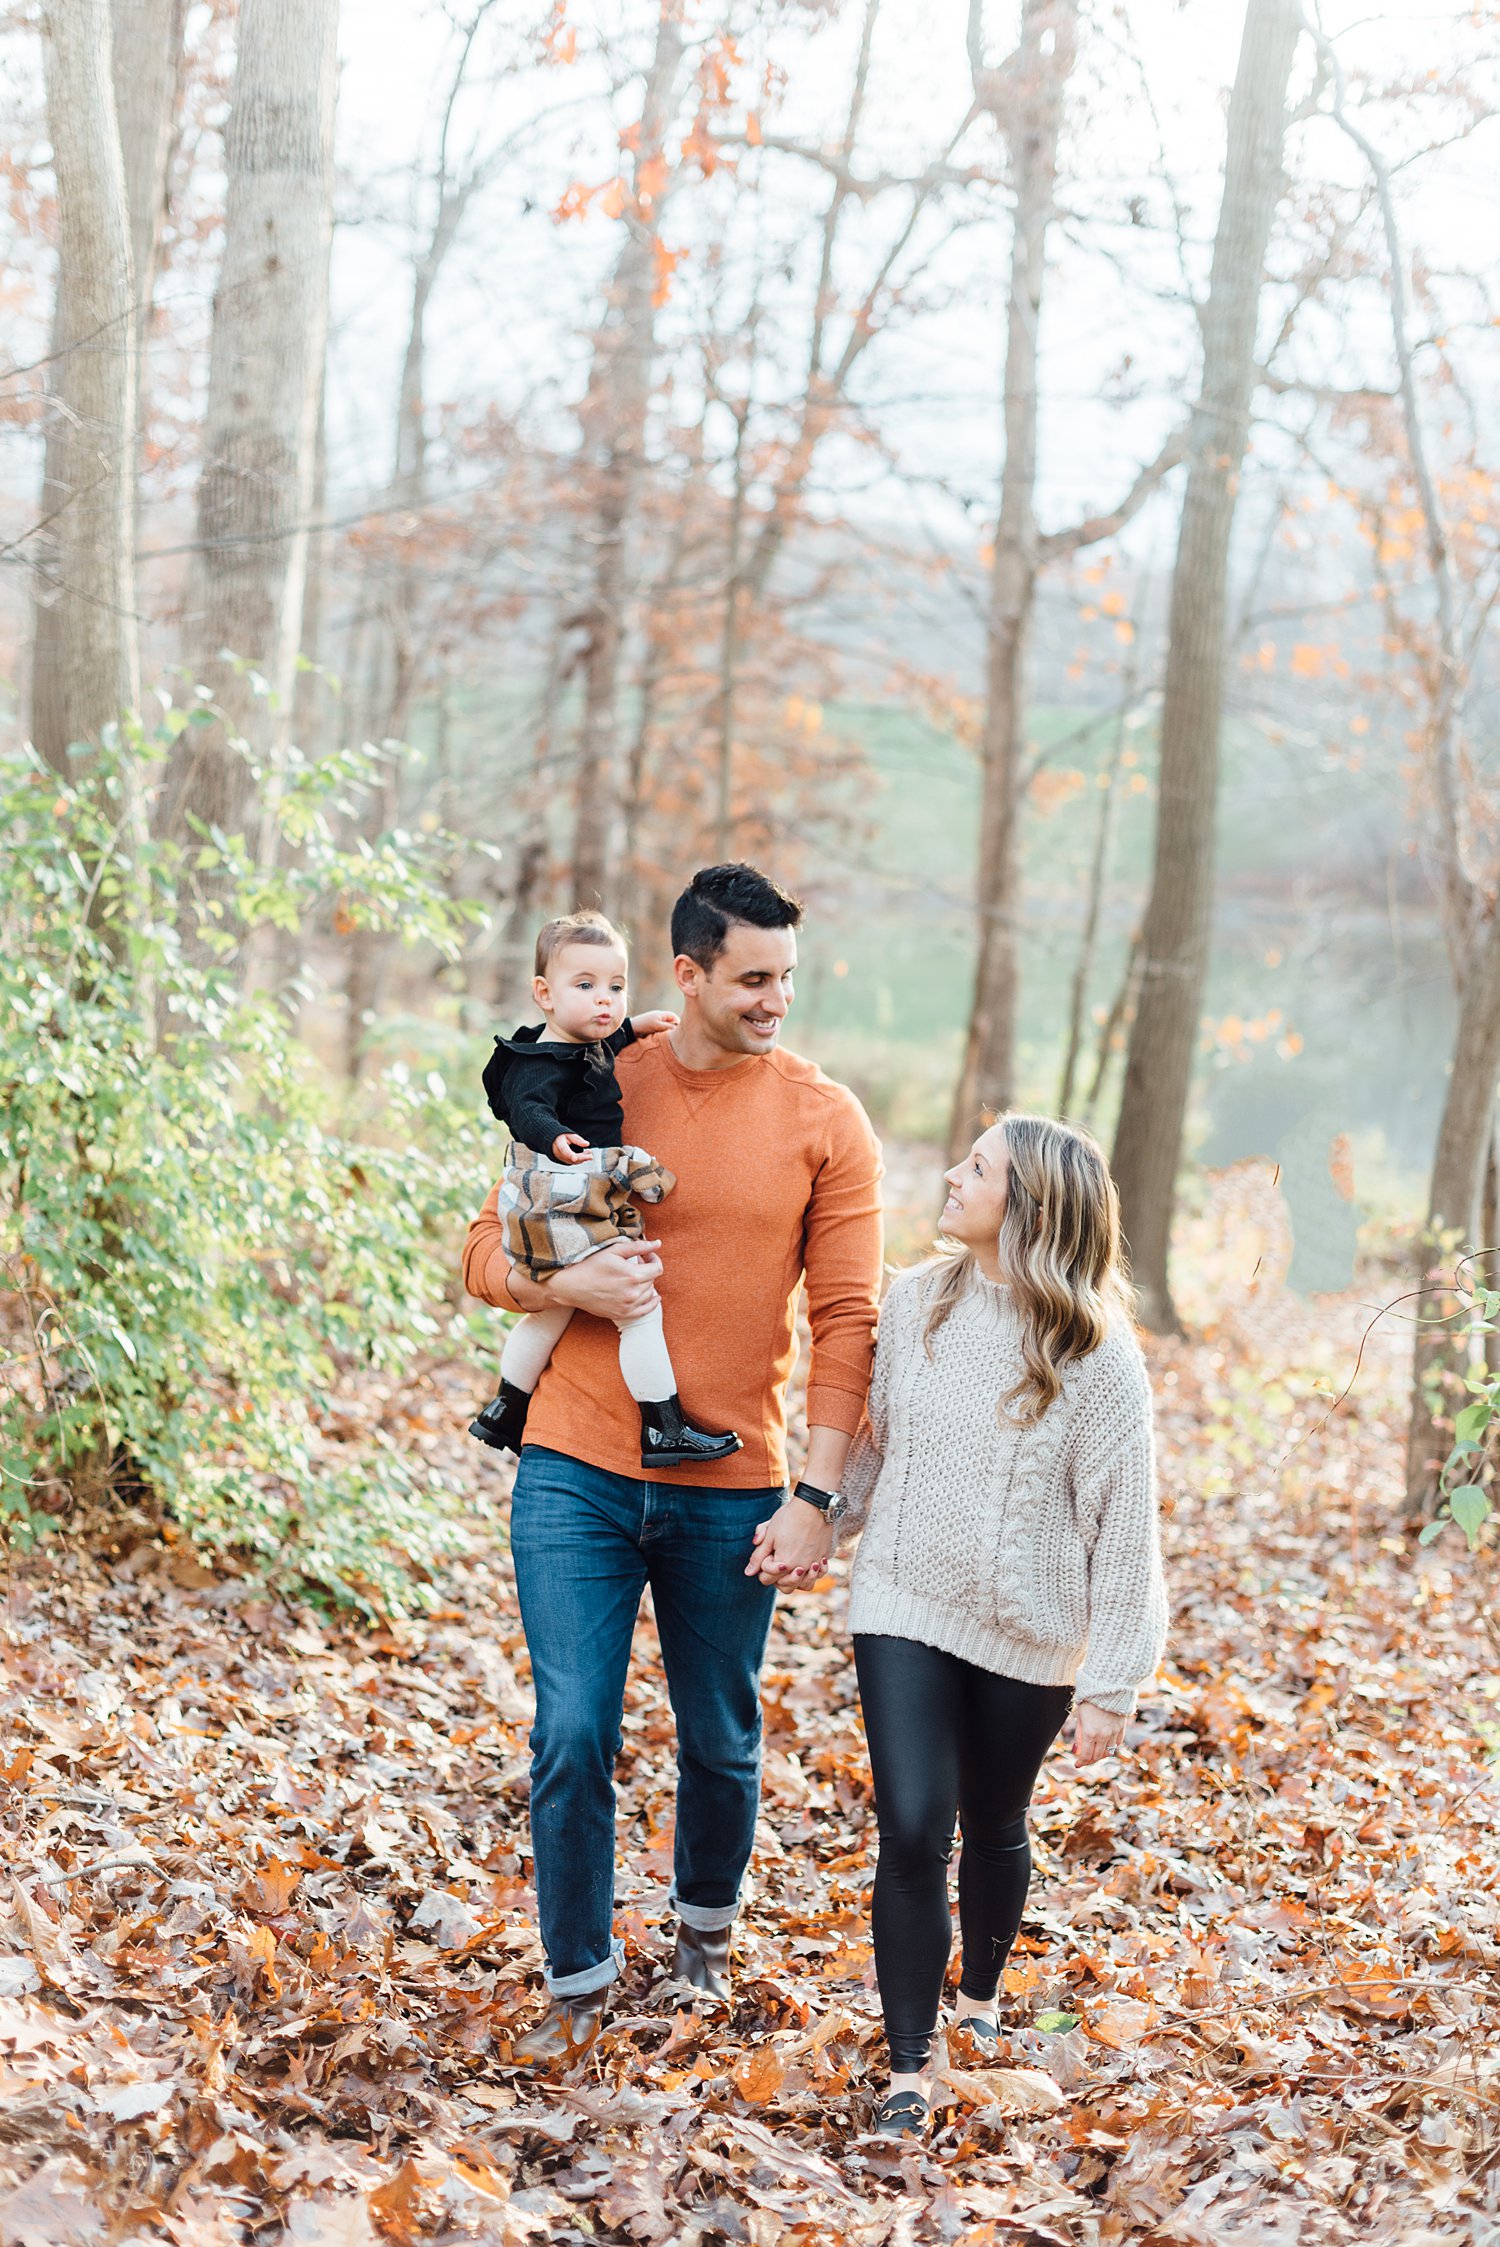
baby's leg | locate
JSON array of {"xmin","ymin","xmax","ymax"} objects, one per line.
[
  {"xmin": 615, "ymin": 1304, "xmax": 675, "ymax": 1404},
  {"xmin": 500, "ymin": 1305, "xmax": 574, "ymax": 1394}
]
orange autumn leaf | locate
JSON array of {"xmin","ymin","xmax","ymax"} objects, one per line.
[
  {"xmin": 239, "ymin": 1857, "xmax": 301, "ymax": 1915},
  {"xmin": 732, "ymin": 2046, "xmax": 786, "ymax": 2104},
  {"xmin": 598, "ymin": 176, "xmax": 627, "ymax": 220},
  {"xmin": 636, "ymin": 152, "xmax": 668, "ymax": 204},
  {"xmin": 242, "ymin": 1920, "xmax": 281, "ymax": 1999},
  {"xmin": 652, "ymin": 239, "xmax": 688, "ymax": 308},
  {"xmin": 1087, "ymin": 1997, "xmax": 1155, "ymax": 2048},
  {"xmin": 370, "ymin": 2158, "xmax": 427, "ymax": 2239}
]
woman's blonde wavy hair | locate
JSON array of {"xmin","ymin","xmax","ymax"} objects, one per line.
[{"xmin": 923, "ymin": 1112, "xmax": 1134, "ymax": 1424}]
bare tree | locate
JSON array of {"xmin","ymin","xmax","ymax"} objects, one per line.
[
  {"xmin": 947, "ymin": 0, "xmax": 1077, "ymax": 1155},
  {"xmin": 110, "ymin": 0, "xmax": 186, "ymax": 359},
  {"xmin": 1109, "ymin": 0, "xmax": 1302, "ymax": 1331},
  {"xmin": 1294, "ymin": 18, "xmax": 1500, "ymax": 1510},
  {"xmin": 30, "ymin": 0, "xmax": 140, "ymax": 776},
  {"xmin": 158, "ymin": 0, "xmax": 339, "ymax": 851},
  {"xmin": 570, "ymin": 0, "xmax": 686, "ymax": 910},
  {"xmin": 340, "ymin": 3, "xmax": 507, "ymax": 1070},
  {"xmin": 945, "ymin": 0, "xmax": 1187, "ymax": 1162},
  {"xmin": 1058, "ymin": 656, "xmax": 1142, "ymax": 1118}
]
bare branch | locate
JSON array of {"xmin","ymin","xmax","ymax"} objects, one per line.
[{"xmin": 1038, "ymin": 422, "xmax": 1190, "ymax": 563}]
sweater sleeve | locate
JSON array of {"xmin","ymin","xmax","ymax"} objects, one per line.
[
  {"xmin": 462, "ymin": 1179, "xmax": 527, "ymax": 1314},
  {"xmin": 502, "ymin": 1052, "xmax": 572, "ymax": 1156},
  {"xmin": 1069, "ymin": 1337, "xmax": 1168, "ymax": 1717},
  {"xmin": 802, "ymin": 1092, "xmax": 885, "ymax": 1436}
]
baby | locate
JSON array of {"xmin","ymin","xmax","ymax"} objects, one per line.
[{"xmin": 469, "ymin": 909, "xmax": 743, "ymax": 1471}]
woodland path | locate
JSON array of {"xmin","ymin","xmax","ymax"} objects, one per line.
[{"xmin": 0, "ymin": 1235, "xmax": 1496, "ymax": 2244}]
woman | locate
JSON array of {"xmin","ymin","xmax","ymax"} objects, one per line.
[{"xmin": 840, "ymin": 1113, "xmax": 1166, "ymax": 2137}]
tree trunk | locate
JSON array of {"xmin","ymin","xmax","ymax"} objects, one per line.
[
  {"xmin": 1305, "ymin": 21, "xmax": 1494, "ymax": 1513},
  {"xmin": 946, "ymin": 0, "xmax": 1078, "ymax": 1162},
  {"xmin": 159, "ymin": 0, "xmax": 338, "ymax": 848},
  {"xmin": 1405, "ymin": 905, "xmax": 1500, "ymax": 1515},
  {"xmin": 569, "ymin": 1, "xmax": 685, "ymax": 910},
  {"xmin": 714, "ymin": 399, "xmax": 750, "ymax": 860},
  {"xmin": 111, "ymin": 0, "xmax": 185, "ymax": 343},
  {"xmin": 1059, "ymin": 659, "xmax": 1137, "ymax": 1117},
  {"xmin": 31, "ymin": 0, "xmax": 140, "ymax": 774},
  {"xmin": 1109, "ymin": 0, "xmax": 1300, "ymax": 1331},
  {"xmin": 1082, "ymin": 929, "xmax": 1140, "ymax": 1133}
]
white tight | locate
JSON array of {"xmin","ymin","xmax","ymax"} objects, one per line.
[{"xmin": 500, "ymin": 1299, "xmax": 676, "ymax": 1404}]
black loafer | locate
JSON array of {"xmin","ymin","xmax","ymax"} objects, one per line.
[{"xmin": 872, "ymin": 2090, "xmax": 930, "ymax": 2138}]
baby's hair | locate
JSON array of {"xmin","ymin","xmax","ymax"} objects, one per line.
[{"xmin": 534, "ymin": 909, "xmax": 627, "ymax": 979}]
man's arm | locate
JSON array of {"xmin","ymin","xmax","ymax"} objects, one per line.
[
  {"xmin": 746, "ymin": 1093, "xmax": 883, "ymax": 1585},
  {"xmin": 462, "ymin": 1180, "xmax": 662, "ymax": 1319},
  {"xmin": 802, "ymin": 1094, "xmax": 885, "ymax": 1437}
]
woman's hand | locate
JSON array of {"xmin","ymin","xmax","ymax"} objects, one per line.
[{"xmin": 1071, "ymin": 1702, "xmax": 1127, "ymax": 1765}]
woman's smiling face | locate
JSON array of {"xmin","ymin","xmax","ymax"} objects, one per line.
[{"xmin": 941, "ymin": 1125, "xmax": 1010, "ymax": 1252}]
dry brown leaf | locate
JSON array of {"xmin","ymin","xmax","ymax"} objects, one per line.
[{"xmin": 732, "ymin": 2044, "xmax": 787, "ymax": 2105}]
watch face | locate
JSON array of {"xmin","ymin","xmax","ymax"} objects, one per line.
[{"xmin": 826, "ymin": 1493, "xmax": 848, "ymax": 1522}]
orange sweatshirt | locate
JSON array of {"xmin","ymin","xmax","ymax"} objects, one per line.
[{"xmin": 462, "ymin": 1036, "xmax": 884, "ymax": 1487}]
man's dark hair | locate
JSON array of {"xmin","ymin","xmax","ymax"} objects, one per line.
[{"xmin": 670, "ymin": 863, "xmax": 803, "ymax": 971}]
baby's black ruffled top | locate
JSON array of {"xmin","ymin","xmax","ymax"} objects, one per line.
[{"xmin": 481, "ymin": 1021, "xmax": 637, "ymax": 1152}]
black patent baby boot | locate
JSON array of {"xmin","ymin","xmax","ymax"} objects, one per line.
[
  {"xmin": 469, "ymin": 1379, "xmax": 531, "ymax": 1455},
  {"xmin": 638, "ymin": 1397, "xmax": 743, "ymax": 1471}
]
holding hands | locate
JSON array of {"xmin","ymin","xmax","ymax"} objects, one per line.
[{"xmin": 745, "ymin": 1497, "xmax": 834, "ymax": 1587}]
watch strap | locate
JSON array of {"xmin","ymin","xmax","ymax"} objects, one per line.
[{"xmin": 793, "ymin": 1479, "xmax": 840, "ymax": 1513}]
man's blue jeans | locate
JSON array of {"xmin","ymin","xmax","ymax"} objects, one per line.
[{"xmin": 509, "ymin": 1445, "xmax": 783, "ymax": 1997}]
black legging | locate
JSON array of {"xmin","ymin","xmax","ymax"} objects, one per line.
[{"xmin": 854, "ymin": 1634, "xmax": 1074, "ymax": 2074}]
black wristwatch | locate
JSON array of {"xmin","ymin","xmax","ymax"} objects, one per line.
[{"xmin": 793, "ymin": 1478, "xmax": 847, "ymax": 1524}]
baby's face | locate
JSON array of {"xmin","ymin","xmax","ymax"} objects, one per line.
[{"xmin": 536, "ymin": 941, "xmax": 629, "ymax": 1042}]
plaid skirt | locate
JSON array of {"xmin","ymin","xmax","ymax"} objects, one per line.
[{"xmin": 498, "ymin": 1142, "xmax": 677, "ymax": 1280}]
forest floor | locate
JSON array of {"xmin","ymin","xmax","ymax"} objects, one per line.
[{"xmin": 1, "ymin": 1168, "xmax": 1498, "ymax": 2245}]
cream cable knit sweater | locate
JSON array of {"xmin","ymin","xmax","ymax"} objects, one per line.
[{"xmin": 840, "ymin": 1262, "xmax": 1167, "ymax": 1717}]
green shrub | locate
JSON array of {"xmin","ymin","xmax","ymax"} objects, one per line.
[{"xmin": 0, "ymin": 712, "xmax": 495, "ymax": 1612}]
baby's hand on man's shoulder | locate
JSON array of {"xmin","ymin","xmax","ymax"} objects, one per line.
[{"xmin": 630, "ymin": 1010, "xmax": 679, "ymax": 1039}]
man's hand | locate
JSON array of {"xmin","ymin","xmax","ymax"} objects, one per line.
[
  {"xmin": 550, "ymin": 1237, "xmax": 663, "ymax": 1320},
  {"xmin": 505, "ymin": 1237, "xmax": 662, "ymax": 1319},
  {"xmin": 1071, "ymin": 1703, "xmax": 1127, "ymax": 1765},
  {"xmin": 630, "ymin": 1009, "xmax": 679, "ymax": 1038},
  {"xmin": 745, "ymin": 1497, "xmax": 833, "ymax": 1586},
  {"xmin": 551, "ymin": 1131, "xmax": 593, "ymax": 1164}
]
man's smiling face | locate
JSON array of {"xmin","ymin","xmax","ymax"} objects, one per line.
[{"xmin": 677, "ymin": 921, "xmax": 797, "ymax": 1058}]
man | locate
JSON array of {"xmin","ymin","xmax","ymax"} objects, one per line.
[{"xmin": 463, "ymin": 863, "xmax": 883, "ymax": 2065}]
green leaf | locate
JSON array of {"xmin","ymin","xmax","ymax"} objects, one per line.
[
  {"xmin": 1034, "ymin": 2009, "xmax": 1079, "ymax": 2034},
  {"xmin": 1454, "ymin": 1402, "xmax": 1491, "ymax": 1445},
  {"xmin": 1449, "ymin": 1485, "xmax": 1492, "ymax": 1543},
  {"xmin": 1418, "ymin": 1519, "xmax": 1447, "ymax": 1545}
]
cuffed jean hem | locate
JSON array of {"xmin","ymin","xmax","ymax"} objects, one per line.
[
  {"xmin": 543, "ymin": 1937, "xmax": 625, "ymax": 1998},
  {"xmin": 670, "ymin": 1886, "xmax": 740, "ymax": 1934}
]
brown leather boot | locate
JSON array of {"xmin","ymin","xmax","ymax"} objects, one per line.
[
  {"xmin": 509, "ymin": 1988, "xmax": 607, "ymax": 2070},
  {"xmin": 671, "ymin": 1920, "xmax": 732, "ymax": 2002}
]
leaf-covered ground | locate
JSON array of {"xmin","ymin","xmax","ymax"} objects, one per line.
[{"xmin": 2, "ymin": 1173, "xmax": 1498, "ymax": 2244}]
